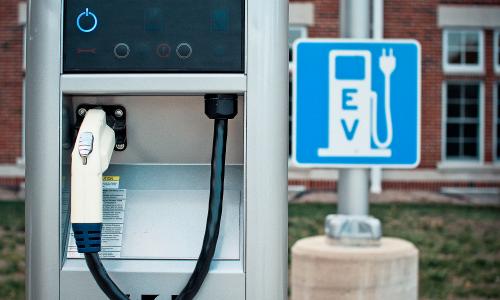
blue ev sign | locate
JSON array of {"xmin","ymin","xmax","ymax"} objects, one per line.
[{"xmin": 292, "ymin": 39, "xmax": 421, "ymax": 168}]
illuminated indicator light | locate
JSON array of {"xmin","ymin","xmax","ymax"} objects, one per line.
[{"xmin": 76, "ymin": 8, "xmax": 98, "ymax": 33}]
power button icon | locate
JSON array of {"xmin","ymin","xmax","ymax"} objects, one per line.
[{"xmin": 76, "ymin": 8, "xmax": 98, "ymax": 33}]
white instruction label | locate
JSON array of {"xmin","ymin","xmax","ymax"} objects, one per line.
[{"xmin": 67, "ymin": 188, "xmax": 127, "ymax": 259}]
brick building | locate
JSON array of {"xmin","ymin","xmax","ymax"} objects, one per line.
[
  {"xmin": 0, "ymin": 0, "xmax": 25, "ymax": 187},
  {"xmin": 1, "ymin": 0, "xmax": 499, "ymax": 192},
  {"xmin": 288, "ymin": 0, "xmax": 500, "ymax": 192}
]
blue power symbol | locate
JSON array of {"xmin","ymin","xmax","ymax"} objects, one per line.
[{"xmin": 76, "ymin": 8, "xmax": 98, "ymax": 33}]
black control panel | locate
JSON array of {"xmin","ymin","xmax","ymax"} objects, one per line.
[{"xmin": 63, "ymin": 0, "xmax": 244, "ymax": 73}]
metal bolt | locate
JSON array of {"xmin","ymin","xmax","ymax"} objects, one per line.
[
  {"xmin": 114, "ymin": 109, "xmax": 124, "ymax": 118},
  {"xmin": 77, "ymin": 108, "xmax": 87, "ymax": 116},
  {"xmin": 115, "ymin": 144, "xmax": 125, "ymax": 150}
]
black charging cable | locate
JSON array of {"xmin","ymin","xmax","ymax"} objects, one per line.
[
  {"xmin": 177, "ymin": 94, "xmax": 238, "ymax": 300},
  {"xmin": 85, "ymin": 253, "xmax": 129, "ymax": 300}
]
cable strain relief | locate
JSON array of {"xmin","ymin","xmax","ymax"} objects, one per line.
[
  {"xmin": 204, "ymin": 94, "xmax": 238, "ymax": 120},
  {"xmin": 72, "ymin": 223, "xmax": 102, "ymax": 253}
]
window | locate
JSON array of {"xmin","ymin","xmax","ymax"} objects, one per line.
[
  {"xmin": 288, "ymin": 26, "xmax": 307, "ymax": 158},
  {"xmin": 443, "ymin": 29, "xmax": 484, "ymax": 73},
  {"xmin": 443, "ymin": 82, "xmax": 483, "ymax": 161},
  {"xmin": 289, "ymin": 26, "xmax": 307, "ymax": 63},
  {"xmin": 495, "ymin": 31, "xmax": 500, "ymax": 74},
  {"xmin": 495, "ymin": 83, "xmax": 500, "ymax": 161}
]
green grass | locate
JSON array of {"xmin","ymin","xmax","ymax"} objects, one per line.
[
  {"xmin": 0, "ymin": 201, "xmax": 25, "ymax": 300},
  {"xmin": 289, "ymin": 203, "xmax": 500, "ymax": 299},
  {"xmin": 0, "ymin": 201, "xmax": 499, "ymax": 299}
]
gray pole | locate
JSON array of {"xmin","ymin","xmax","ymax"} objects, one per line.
[
  {"xmin": 325, "ymin": 0, "xmax": 382, "ymax": 244},
  {"xmin": 337, "ymin": 0, "xmax": 371, "ymax": 216}
]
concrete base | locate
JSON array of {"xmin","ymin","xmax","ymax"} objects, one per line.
[{"xmin": 291, "ymin": 236, "xmax": 418, "ymax": 300}]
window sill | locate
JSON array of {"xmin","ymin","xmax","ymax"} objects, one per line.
[
  {"xmin": 443, "ymin": 66, "xmax": 485, "ymax": 75},
  {"xmin": 16, "ymin": 157, "xmax": 25, "ymax": 166},
  {"xmin": 437, "ymin": 161, "xmax": 500, "ymax": 172}
]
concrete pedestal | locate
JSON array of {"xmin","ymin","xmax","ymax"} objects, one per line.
[{"xmin": 291, "ymin": 236, "xmax": 418, "ymax": 300}]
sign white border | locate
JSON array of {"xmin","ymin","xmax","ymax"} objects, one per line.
[{"xmin": 291, "ymin": 38, "xmax": 422, "ymax": 169}]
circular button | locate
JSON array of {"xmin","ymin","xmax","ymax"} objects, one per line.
[
  {"xmin": 156, "ymin": 43, "xmax": 171, "ymax": 58},
  {"xmin": 114, "ymin": 43, "xmax": 130, "ymax": 59},
  {"xmin": 176, "ymin": 43, "xmax": 193, "ymax": 59},
  {"xmin": 76, "ymin": 8, "xmax": 98, "ymax": 33}
]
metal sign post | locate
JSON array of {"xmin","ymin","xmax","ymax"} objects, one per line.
[
  {"xmin": 340, "ymin": 0, "xmax": 370, "ymax": 221},
  {"xmin": 293, "ymin": 0, "xmax": 421, "ymax": 244}
]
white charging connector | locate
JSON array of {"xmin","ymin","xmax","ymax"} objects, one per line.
[{"xmin": 71, "ymin": 109, "xmax": 115, "ymax": 253}]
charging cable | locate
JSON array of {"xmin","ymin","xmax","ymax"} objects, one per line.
[
  {"xmin": 177, "ymin": 94, "xmax": 238, "ymax": 299},
  {"xmin": 371, "ymin": 48, "xmax": 395, "ymax": 149}
]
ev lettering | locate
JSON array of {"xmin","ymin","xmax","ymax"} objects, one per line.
[{"xmin": 342, "ymin": 88, "xmax": 358, "ymax": 110}]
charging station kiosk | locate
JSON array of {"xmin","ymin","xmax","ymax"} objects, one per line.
[{"xmin": 25, "ymin": 0, "xmax": 288, "ymax": 298}]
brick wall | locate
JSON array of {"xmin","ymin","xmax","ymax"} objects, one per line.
[
  {"xmin": 291, "ymin": 0, "xmax": 500, "ymax": 169},
  {"xmin": 290, "ymin": 178, "xmax": 499, "ymax": 192},
  {"xmin": 385, "ymin": 0, "xmax": 499, "ymax": 167},
  {"xmin": 0, "ymin": 0, "xmax": 23, "ymax": 164}
]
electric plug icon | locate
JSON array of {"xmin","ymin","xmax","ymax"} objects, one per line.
[
  {"xmin": 379, "ymin": 48, "xmax": 396, "ymax": 77},
  {"xmin": 372, "ymin": 48, "xmax": 396, "ymax": 150}
]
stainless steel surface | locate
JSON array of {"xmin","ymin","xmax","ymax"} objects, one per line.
[
  {"xmin": 60, "ymin": 74, "xmax": 247, "ymax": 95},
  {"xmin": 325, "ymin": 214, "xmax": 382, "ymax": 246},
  {"xmin": 70, "ymin": 96, "xmax": 244, "ymax": 165},
  {"xmin": 121, "ymin": 189, "xmax": 240, "ymax": 259},
  {"xmin": 61, "ymin": 260, "xmax": 245, "ymax": 299},
  {"xmin": 246, "ymin": 0, "xmax": 289, "ymax": 298},
  {"xmin": 118, "ymin": 164, "xmax": 243, "ymax": 260},
  {"xmin": 25, "ymin": 0, "xmax": 62, "ymax": 297}
]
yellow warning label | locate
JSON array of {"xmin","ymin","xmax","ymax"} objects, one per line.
[{"xmin": 103, "ymin": 176, "xmax": 120, "ymax": 189}]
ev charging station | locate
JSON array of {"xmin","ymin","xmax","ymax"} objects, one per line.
[{"xmin": 25, "ymin": 0, "xmax": 288, "ymax": 299}]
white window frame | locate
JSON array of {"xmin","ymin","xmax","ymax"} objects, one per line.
[
  {"xmin": 289, "ymin": 26, "xmax": 308, "ymax": 46},
  {"xmin": 441, "ymin": 81, "xmax": 485, "ymax": 165},
  {"xmin": 442, "ymin": 29, "xmax": 484, "ymax": 74},
  {"xmin": 494, "ymin": 30, "xmax": 500, "ymax": 74},
  {"xmin": 288, "ymin": 25, "xmax": 307, "ymax": 161},
  {"xmin": 288, "ymin": 25, "xmax": 308, "ymax": 70}
]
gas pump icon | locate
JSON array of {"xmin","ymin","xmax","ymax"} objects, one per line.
[{"xmin": 318, "ymin": 49, "xmax": 396, "ymax": 157}]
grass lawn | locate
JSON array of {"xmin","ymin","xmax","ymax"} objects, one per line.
[
  {"xmin": 0, "ymin": 202, "xmax": 25, "ymax": 300},
  {"xmin": 0, "ymin": 201, "xmax": 498, "ymax": 299},
  {"xmin": 290, "ymin": 203, "xmax": 500, "ymax": 299}
]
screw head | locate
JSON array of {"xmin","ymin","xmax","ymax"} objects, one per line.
[
  {"xmin": 77, "ymin": 108, "xmax": 87, "ymax": 116},
  {"xmin": 115, "ymin": 144, "xmax": 125, "ymax": 150},
  {"xmin": 114, "ymin": 109, "xmax": 124, "ymax": 118}
]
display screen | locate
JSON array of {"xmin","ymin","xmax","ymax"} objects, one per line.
[
  {"xmin": 335, "ymin": 56, "xmax": 365, "ymax": 80},
  {"xmin": 63, "ymin": 0, "xmax": 244, "ymax": 73}
]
